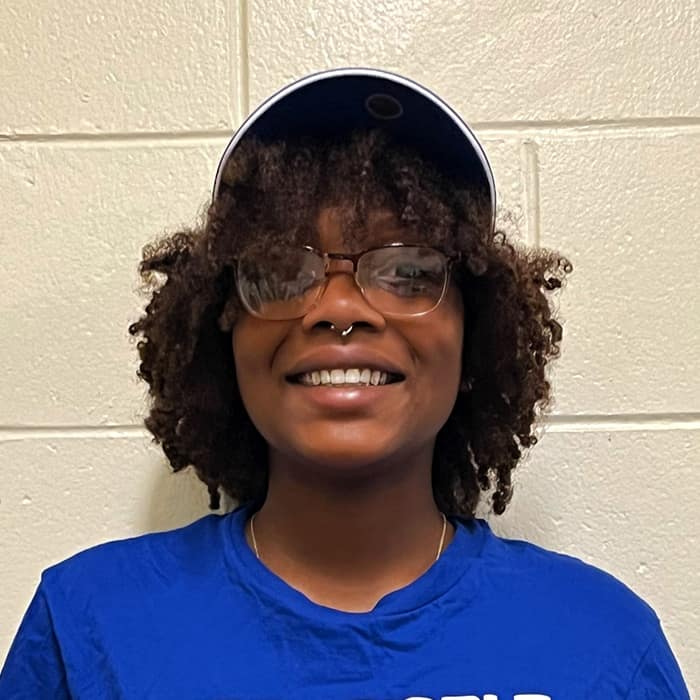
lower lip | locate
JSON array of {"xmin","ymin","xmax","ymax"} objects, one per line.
[{"xmin": 286, "ymin": 381, "xmax": 405, "ymax": 410}]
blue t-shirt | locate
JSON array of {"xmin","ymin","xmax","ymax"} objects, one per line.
[{"xmin": 0, "ymin": 502, "xmax": 690, "ymax": 699}]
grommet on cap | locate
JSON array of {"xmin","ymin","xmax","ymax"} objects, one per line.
[{"xmin": 365, "ymin": 93, "xmax": 403, "ymax": 120}]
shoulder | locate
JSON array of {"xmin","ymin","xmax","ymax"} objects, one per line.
[
  {"xmin": 40, "ymin": 512, "xmax": 230, "ymax": 602},
  {"xmin": 479, "ymin": 523, "xmax": 660, "ymax": 641}
]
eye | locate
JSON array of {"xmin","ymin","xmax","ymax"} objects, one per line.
[
  {"xmin": 376, "ymin": 261, "xmax": 441, "ymax": 284},
  {"xmin": 394, "ymin": 262, "xmax": 434, "ymax": 279}
]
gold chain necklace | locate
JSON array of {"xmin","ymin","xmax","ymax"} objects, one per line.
[{"xmin": 249, "ymin": 511, "xmax": 448, "ymax": 562}]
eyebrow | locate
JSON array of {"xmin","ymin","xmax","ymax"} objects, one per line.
[{"xmin": 364, "ymin": 226, "xmax": 428, "ymax": 245}]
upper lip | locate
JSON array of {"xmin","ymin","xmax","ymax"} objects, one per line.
[{"xmin": 285, "ymin": 347, "xmax": 407, "ymax": 379}]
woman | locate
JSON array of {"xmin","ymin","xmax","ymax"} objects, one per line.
[{"xmin": 0, "ymin": 68, "xmax": 690, "ymax": 698}]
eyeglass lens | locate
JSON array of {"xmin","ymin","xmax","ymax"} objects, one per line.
[{"xmin": 236, "ymin": 246, "xmax": 448, "ymax": 320}]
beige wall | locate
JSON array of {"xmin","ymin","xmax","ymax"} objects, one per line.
[{"xmin": 1, "ymin": 0, "xmax": 698, "ymax": 690}]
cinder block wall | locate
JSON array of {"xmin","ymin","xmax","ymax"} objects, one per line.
[{"xmin": 1, "ymin": 0, "xmax": 698, "ymax": 690}]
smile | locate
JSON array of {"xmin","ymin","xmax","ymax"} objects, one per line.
[
  {"xmin": 286, "ymin": 377, "xmax": 406, "ymax": 411},
  {"xmin": 288, "ymin": 368, "xmax": 405, "ymax": 387}
]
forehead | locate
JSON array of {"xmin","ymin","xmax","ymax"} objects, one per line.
[{"xmin": 314, "ymin": 205, "xmax": 423, "ymax": 251}]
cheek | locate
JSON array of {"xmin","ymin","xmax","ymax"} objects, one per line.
[
  {"xmin": 231, "ymin": 320, "xmax": 253, "ymax": 380},
  {"xmin": 230, "ymin": 319, "xmax": 284, "ymax": 446},
  {"xmin": 430, "ymin": 301, "xmax": 465, "ymax": 408},
  {"xmin": 409, "ymin": 296, "xmax": 464, "ymax": 416},
  {"xmin": 231, "ymin": 318, "xmax": 275, "ymax": 402},
  {"xmin": 433, "ymin": 321, "xmax": 464, "ymax": 385},
  {"xmin": 436, "ymin": 291, "xmax": 464, "ymax": 377}
]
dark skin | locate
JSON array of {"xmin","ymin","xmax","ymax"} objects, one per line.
[
  {"xmin": 129, "ymin": 131, "xmax": 570, "ymax": 566},
  {"xmin": 232, "ymin": 204, "xmax": 462, "ymax": 612}
]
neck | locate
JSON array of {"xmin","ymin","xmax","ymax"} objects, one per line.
[{"xmin": 245, "ymin": 446, "xmax": 456, "ymax": 586}]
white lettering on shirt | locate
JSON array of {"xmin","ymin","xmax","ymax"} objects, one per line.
[{"xmin": 404, "ymin": 695, "xmax": 551, "ymax": 700}]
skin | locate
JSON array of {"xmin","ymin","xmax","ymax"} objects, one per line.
[{"xmin": 231, "ymin": 204, "xmax": 464, "ymax": 612}]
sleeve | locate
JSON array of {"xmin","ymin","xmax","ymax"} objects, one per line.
[
  {"xmin": 0, "ymin": 581, "xmax": 72, "ymax": 699},
  {"xmin": 625, "ymin": 621, "xmax": 691, "ymax": 700}
]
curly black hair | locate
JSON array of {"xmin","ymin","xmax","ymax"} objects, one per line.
[{"xmin": 128, "ymin": 128, "xmax": 571, "ymax": 517}]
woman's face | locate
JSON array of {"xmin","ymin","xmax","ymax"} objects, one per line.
[{"xmin": 231, "ymin": 205, "xmax": 464, "ymax": 478}]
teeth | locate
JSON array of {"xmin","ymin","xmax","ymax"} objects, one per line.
[{"xmin": 297, "ymin": 368, "xmax": 390, "ymax": 386}]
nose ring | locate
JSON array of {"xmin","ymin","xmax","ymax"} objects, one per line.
[{"xmin": 330, "ymin": 323, "xmax": 354, "ymax": 337}]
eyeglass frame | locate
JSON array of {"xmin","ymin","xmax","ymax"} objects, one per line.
[{"xmin": 233, "ymin": 241, "xmax": 463, "ymax": 321}]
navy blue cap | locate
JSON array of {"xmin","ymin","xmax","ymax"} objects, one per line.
[{"xmin": 213, "ymin": 67, "xmax": 496, "ymax": 232}]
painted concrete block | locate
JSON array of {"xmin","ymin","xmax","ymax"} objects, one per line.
[
  {"xmin": 249, "ymin": 1, "xmax": 699, "ymax": 123},
  {"xmin": 537, "ymin": 132, "xmax": 699, "ymax": 414},
  {"xmin": 0, "ymin": 432, "xmax": 218, "ymax": 663},
  {"xmin": 0, "ymin": 1, "xmax": 234, "ymax": 134},
  {"xmin": 486, "ymin": 427, "xmax": 699, "ymax": 691},
  {"xmin": 0, "ymin": 140, "xmax": 228, "ymax": 425}
]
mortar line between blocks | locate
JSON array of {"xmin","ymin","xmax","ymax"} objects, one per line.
[
  {"xmin": 2, "ymin": 413, "xmax": 699, "ymax": 441},
  {"xmin": 236, "ymin": 0, "xmax": 250, "ymax": 125},
  {"xmin": 0, "ymin": 426, "xmax": 148, "ymax": 442},
  {"xmin": 476, "ymin": 117, "xmax": 700, "ymax": 137},
  {"xmin": 546, "ymin": 412, "xmax": 700, "ymax": 433},
  {"xmin": 3, "ymin": 118, "xmax": 699, "ymax": 148},
  {"xmin": 0, "ymin": 130, "xmax": 232, "ymax": 149},
  {"xmin": 520, "ymin": 140, "xmax": 541, "ymax": 247},
  {"xmin": 226, "ymin": 0, "xmax": 236, "ymax": 127}
]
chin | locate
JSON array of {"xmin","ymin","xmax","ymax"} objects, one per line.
[{"xmin": 294, "ymin": 439, "xmax": 402, "ymax": 476}]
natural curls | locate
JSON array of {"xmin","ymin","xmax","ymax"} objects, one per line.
[{"xmin": 128, "ymin": 128, "xmax": 571, "ymax": 518}]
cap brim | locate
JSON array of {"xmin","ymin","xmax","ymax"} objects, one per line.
[{"xmin": 213, "ymin": 67, "xmax": 496, "ymax": 232}]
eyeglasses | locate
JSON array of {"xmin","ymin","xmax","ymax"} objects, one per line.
[{"xmin": 234, "ymin": 242, "xmax": 461, "ymax": 321}]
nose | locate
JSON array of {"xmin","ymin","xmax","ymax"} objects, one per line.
[{"xmin": 299, "ymin": 257, "xmax": 386, "ymax": 335}]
